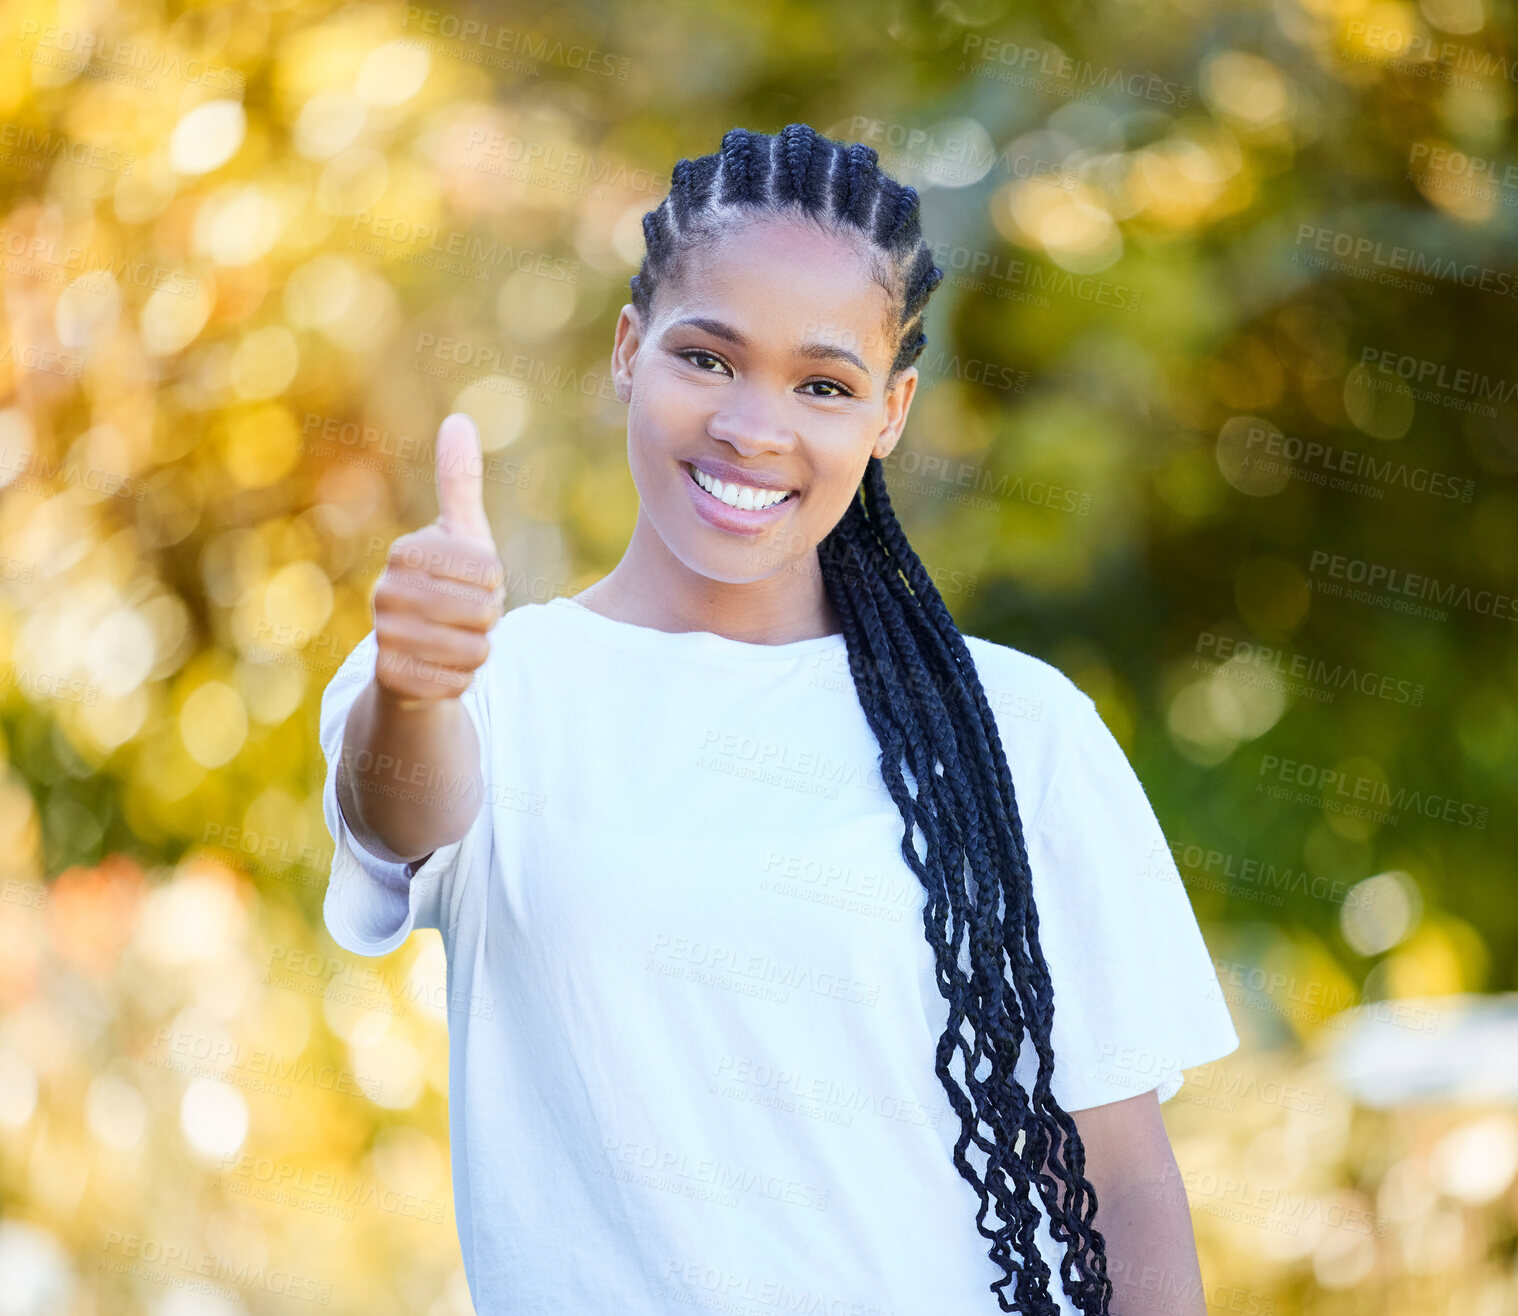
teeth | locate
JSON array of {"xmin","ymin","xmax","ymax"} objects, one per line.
[{"xmin": 691, "ymin": 465, "xmax": 792, "ymax": 510}]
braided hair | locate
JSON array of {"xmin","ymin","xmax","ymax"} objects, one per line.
[{"xmin": 629, "ymin": 123, "xmax": 1115, "ymax": 1315}]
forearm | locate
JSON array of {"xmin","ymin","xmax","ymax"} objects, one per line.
[
  {"xmin": 1091, "ymin": 1158, "xmax": 1208, "ymax": 1316},
  {"xmin": 337, "ymin": 679, "xmax": 484, "ymax": 865}
]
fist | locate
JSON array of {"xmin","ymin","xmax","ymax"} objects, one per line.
[{"xmin": 372, "ymin": 413, "xmax": 506, "ymax": 701}]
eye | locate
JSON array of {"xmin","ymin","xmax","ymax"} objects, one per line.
[
  {"xmin": 801, "ymin": 377, "xmax": 854, "ymax": 399},
  {"xmin": 678, "ymin": 348, "xmax": 732, "ymax": 375}
]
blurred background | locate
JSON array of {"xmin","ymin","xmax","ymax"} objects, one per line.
[{"xmin": 1, "ymin": 0, "xmax": 1515, "ymax": 1312}]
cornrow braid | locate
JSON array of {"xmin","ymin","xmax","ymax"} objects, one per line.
[
  {"xmin": 717, "ymin": 126, "xmax": 770, "ymax": 205},
  {"xmin": 628, "ymin": 122, "xmax": 1115, "ymax": 1315}
]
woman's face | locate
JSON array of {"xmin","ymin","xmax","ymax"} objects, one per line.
[{"xmin": 610, "ymin": 215, "xmax": 919, "ymax": 587}]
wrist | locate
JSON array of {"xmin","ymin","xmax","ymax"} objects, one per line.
[{"xmin": 371, "ymin": 678, "xmax": 446, "ymax": 714}]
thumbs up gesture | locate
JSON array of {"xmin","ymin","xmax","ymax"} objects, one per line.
[{"xmin": 372, "ymin": 413, "xmax": 506, "ymax": 701}]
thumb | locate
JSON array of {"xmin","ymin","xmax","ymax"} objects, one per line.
[{"xmin": 433, "ymin": 412, "xmax": 493, "ymax": 546}]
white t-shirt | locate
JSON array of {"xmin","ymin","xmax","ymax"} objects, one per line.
[{"xmin": 319, "ymin": 595, "xmax": 1238, "ymax": 1316}]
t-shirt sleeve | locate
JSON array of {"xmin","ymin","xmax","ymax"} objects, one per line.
[
  {"xmin": 1018, "ymin": 692, "xmax": 1239, "ymax": 1111},
  {"xmin": 318, "ymin": 627, "xmax": 494, "ymax": 958}
]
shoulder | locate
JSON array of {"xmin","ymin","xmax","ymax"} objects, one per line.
[
  {"xmin": 486, "ymin": 597, "xmax": 567, "ymax": 651},
  {"xmin": 956, "ymin": 632, "xmax": 1104, "ymax": 823},
  {"xmin": 959, "ymin": 631, "xmax": 1096, "ymax": 731}
]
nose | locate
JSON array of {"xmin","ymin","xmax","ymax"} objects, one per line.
[{"xmin": 705, "ymin": 383, "xmax": 798, "ymax": 455}]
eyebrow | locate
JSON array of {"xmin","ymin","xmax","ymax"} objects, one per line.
[{"xmin": 664, "ymin": 316, "xmax": 872, "ymax": 378}]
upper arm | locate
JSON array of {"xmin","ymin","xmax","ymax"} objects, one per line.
[{"xmin": 1066, "ymin": 1088, "xmax": 1178, "ymax": 1194}]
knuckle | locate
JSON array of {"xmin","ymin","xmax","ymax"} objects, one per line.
[
  {"xmin": 463, "ymin": 632, "xmax": 490, "ymax": 669},
  {"xmin": 386, "ymin": 532, "xmax": 421, "ymax": 563},
  {"xmin": 374, "ymin": 616, "xmax": 410, "ymax": 652}
]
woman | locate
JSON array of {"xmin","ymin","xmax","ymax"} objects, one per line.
[{"xmin": 321, "ymin": 123, "xmax": 1238, "ymax": 1314}]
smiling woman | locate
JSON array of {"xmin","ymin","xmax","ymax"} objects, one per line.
[{"xmin": 319, "ymin": 122, "xmax": 1237, "ymax": 1316}]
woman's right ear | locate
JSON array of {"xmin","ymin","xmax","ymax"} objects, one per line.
[{"xmin": 611, "ymin": 303, "xmax": 643, "ymax": 403}]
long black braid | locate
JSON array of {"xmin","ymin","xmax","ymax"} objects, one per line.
[{"xmin": 630, "ymin": 123, "xmax": 1116, "ymax": 1315}]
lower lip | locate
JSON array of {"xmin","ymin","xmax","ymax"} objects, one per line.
[{"xmin": 682, "ymin": 462, "xmax": 798, "ymax": 535}]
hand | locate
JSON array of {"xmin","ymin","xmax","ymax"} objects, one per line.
[{"xmin": 371, "ymin": 413, "xmax": 506, "ymax": 701}]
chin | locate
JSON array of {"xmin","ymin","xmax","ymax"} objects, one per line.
[
  {"xmin": 665, "ymin": 523, "xmax": 811, "ymax": 587},
  {"xmin": 673, "ymin": 544, "xmax": 789, "ymax": 587}
]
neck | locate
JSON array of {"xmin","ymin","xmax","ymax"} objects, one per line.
[{"xmin": 572, "ymin": 511, "xmax": 842, "ymax": 645}]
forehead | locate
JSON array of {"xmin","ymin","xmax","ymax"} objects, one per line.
[{"xmin": 662, "ymin": 216, "xmax": 897, "ymax": 368}]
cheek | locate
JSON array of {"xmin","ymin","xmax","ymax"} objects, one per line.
[
  {"xmin": 630, "ymin": 377, "xmax": 703, "ymax": 448},
  {"xmin": 812, "ymin": 427, "xmax": 875, "ymax": 491},
  {"xmin": 791, "ymin": 449, "xmax": 869, "ymax": 533}
]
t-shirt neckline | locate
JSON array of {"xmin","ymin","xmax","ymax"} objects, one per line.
[{"xmin": 547, "ymin": 594, "xmax": 848, "ymax": 660}]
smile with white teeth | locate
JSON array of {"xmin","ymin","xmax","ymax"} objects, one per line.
[{"xmin": 688, "ymin": 464, "xmax": 794, "ymax": 510}]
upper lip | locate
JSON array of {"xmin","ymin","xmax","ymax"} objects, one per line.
[{"xmin": 685, "ymin": 457, "xmax": 797, "ymax": 493}]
